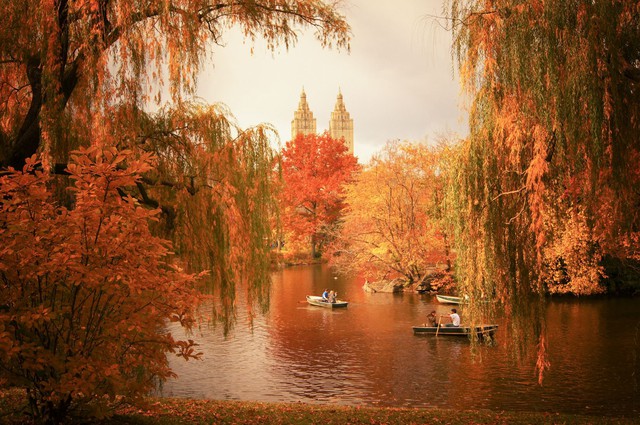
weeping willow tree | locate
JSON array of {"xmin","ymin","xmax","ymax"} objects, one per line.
[
  {"xmin": 0, "ymin": 0, "xmax": 350, "ymax": 324},
  {"xmin": 110, "ymin": 102, "xmax": 279, "ymax": 328},
  {"xmin": 445, "ymin": 0, "xmax": 640, "ymax": 378}
]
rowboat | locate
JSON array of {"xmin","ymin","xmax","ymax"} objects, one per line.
[
  {"xmin": 412, "ymin": 324, "xmax": 498, "ymax": 338},
  {"xmin": 436, "ymin": 294, "xmax": 466, "ymax": 304},
  {"xmin": 306, "ymin": 295, "xmax": 348, "ymax": 308}
]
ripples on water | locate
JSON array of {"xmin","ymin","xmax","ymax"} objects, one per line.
[{"xmin": 159, "ymin": 265, "xmax": 640, "ymax": 417}]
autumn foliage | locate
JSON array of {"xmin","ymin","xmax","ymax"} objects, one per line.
[
  {"xmin": 0, "ymin": 0, "xmax": 350, "ymax": 170},
  {"xmin": 0, "ymin": 0, "xmax": 351, "ymax": 328},
  {"xmin": 0, "ymin": 0, "xmax": 353, "ymax": 422},
  {"xmin": 331, "ymin": 141, "xmax": 453, "ymax": 288},
  {"xmin": 280, "ymin": 132, "xmax": 359, "ymax": 257},
  {"xmin": 0, "ymin": 148, "xmax": 203, "ymax": 423},
  {"xmin": 447, "ymin": 0, "xmax": 640, "ymax": 299},
  {"xmin": 444, "ymin": 0, "xmax": 640, "ymax": 381}
]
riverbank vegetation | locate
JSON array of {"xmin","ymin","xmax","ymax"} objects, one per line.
[
  {"xmin": 0, "ymin": 1, "xmax": 350, "ymax": 423},
  {"xmin": 329, "ymin": 141, "xmax": 454, "ymax": 291},
  {"xmin": 444, "ymin": 0, "xmax": 640, "ymax": 299},
  {"xmin": 327, "ymin": 1, "xmax": 640, "ymax": 300},
  {"xmin": 278, "ymin": 132, "xmax": 360, "ymax": 259},
  {"xmin": 2, "ymin": 0, "xmax": 640, "ymax": 423},
  {"xmin": 439, "ymin": 0, "xmax": 640, "ymax": 380}
]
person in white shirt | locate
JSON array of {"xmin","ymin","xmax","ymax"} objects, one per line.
[{"xmin": 445, "ymin": 308, "xmax": 461, "ymax": 327}]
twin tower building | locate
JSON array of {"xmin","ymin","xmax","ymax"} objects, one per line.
[{"xmin": 291, "ymin": 89, "xmax": 354, "ymax": 155}]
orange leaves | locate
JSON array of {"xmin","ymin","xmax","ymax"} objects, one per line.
[
  {"xmin": 535, "ymin": 333, "xmax": 551, "ymax": 385},
  {"xmin": 280, "ymin": 132, "xmax": 360, "ymax": 255},
  {"xmin": 0, "ymin": 147, "xmax": 204, "ymax": 423},
  {"xmin": 449, "ymin": 0, "xmax": 640, "ymax": 303},
  {"xmin": 174, "ymin": 339, "xmax": 202, "ymax": 361},
  {"xmin": 1, "ymin": 0, "xmax": 350, "ymax": 173}
]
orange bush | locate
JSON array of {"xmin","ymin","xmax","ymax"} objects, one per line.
[{"xmin": 0, "ymin": 148, "xmax": 204, "ymax": 423}]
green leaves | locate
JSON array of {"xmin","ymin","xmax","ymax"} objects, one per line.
[{"xmin": 448, "ymin": 0, "xmax": 640, "ymax": 297}]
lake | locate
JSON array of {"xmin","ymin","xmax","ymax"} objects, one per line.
[{"xmin": 159, "ymin": 264, "xmax": 640, "ymax": 417}]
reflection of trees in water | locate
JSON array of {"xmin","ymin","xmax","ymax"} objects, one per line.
[{"xmin": 163, "ymin": 265, "xmax": 640, "ymax": 414}]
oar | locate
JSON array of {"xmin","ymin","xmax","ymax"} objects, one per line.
[{"xmin": 435, "ymin": 315, "xmax": 443, "ymax": 336}]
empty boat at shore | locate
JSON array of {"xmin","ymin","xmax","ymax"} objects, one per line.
[{"xmin": 435, "ymin": 294, "xmax": 466, "ymax": 304}]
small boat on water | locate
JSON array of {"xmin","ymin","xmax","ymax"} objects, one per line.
[
  {"xmin": 436, "ymin": 294, "xmax": 466, "ymax": 304},
  {"xmin": 412, "ymin": 324, "xmax": 498, "ymax": 338},
  {"xmin": 306, "ymin": 295, "xmax": 348, "ymax": 308}
]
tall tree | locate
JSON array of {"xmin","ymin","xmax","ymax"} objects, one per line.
[
  {"xmin": 446, "ymin": 0, "xmax": 640, "ymax": 299},
  {"xmin": 331, "ymin": 141, "xmax": 452, "ymax": 288},
  {"xmin": 446, "ymin": 0, "xmax": 640, "ymax": 379},
  {"xmin": 0, "ymin": 0, "xmax": 350, "ymax": 317},
  {"xmin": 280, "ymin": 132, "xmax": 359, "ymax": 257}
]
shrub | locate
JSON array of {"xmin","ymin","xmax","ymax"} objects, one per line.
[{"xmin": 0, "ymin": 148, "xmax": 203, "ymax": 423}]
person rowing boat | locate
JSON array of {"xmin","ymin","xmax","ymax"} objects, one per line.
[{"xmin": 441, "ymin": 308, "xmax": 461, "ymax": 327}]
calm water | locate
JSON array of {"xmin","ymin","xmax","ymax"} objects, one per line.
[{"xmin": 160, "ymin": 264, "xmax": 640, "ymax": 417}]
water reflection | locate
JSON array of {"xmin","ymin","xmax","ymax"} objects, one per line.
[{"xmin": 160, "ymin": 264, "xmax": 640, "ymax": 416}]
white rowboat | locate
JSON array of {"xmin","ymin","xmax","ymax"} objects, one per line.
[
  {"xmin": 306, "ymin": 295, "xmax": 348, "ymax": 308},
  {"xmin": 436, "ymin": 294, "xmax": 465, "ymax": 304}
]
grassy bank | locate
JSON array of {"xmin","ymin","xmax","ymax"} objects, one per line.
[{"xmin": 2, "ymin": 391, "xmax": 637, "ymax": 425}]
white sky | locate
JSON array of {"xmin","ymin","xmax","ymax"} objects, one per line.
[{"xmin": 195, "ymin": 0, "xmax": 467, "ymax": 163}]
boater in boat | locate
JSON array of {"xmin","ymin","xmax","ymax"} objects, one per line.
[
  {"xmin": 322, "ymin": 289, "xmax": 329, "ymax": 302},
  {"xmin": 443, "ymin": 308, "xmax": 461, "ymax": 327},
  {"xmin": 306, "ymin": 295, "xmax": 348, "ymax": 308},
  {"xmin": 424, "ymin": 310, "xmax": 437, "ymax": 327}
]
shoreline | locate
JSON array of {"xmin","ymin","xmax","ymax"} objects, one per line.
[
  {"xmin": 88, "ymin": 398, "xmax": 640, "ymax": 425},
  {"xmin": 2, "ymin": 391, "xmax": 637, "ymax": 424}
]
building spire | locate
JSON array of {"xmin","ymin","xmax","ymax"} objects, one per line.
[
  {"xmin": 291, "ymin": 88, "xmax": 317, "ymax": 138},
  {"xmin": 298, "ymin": 87, "xmax": 309, "ymax": 109},
  {"xmin": 290, "ymin": 88, "xmax": 354, "ymax": 155},
  {"xmin": 329, "ymin": 89, "xmax": 354, "ymax": 154}
]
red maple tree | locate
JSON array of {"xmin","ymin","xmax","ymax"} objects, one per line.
[{"xmin": 280, "ymin": 132, "xmax": 359, "ymax": 257}]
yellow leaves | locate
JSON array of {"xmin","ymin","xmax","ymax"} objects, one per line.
[
  {"xmin": 332, "ymin": 141, "xmax": 451, "ymax": 284},
  {"xmin": 542, "ymin": 207, "xmax": 606, "ymax": 295},
  {"xmin": 448, "ymin": 0, "xmax": 640, "ymax": 302}
]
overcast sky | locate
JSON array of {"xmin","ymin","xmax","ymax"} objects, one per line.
[{"xmin": 195, "ymin": 0, "xmax": 467, "ymax": 163}]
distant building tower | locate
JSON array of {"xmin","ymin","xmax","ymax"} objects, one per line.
[
  {"xmin": 291, "ymin": 89, "xmax": 317, "ymax": 137},
  {"xmin": 329, "ymin": 90, "xmax": 354, "ymax": 154},
  {"xmin": 291, "ymin": 88, "xmax": 354, "ymax": 155}
]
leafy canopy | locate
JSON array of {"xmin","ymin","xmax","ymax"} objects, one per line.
[
  {"xmin": 0, "ymin": 1, "xmax": 352, "ymax": 421},
  {"xmin": 0, "ymin": 0, "xmax": 351, "ymax": 318},
  {"xmin": 447, "ymin": 0, "xmax": 640, "ymax": 300},
  {"xmin": 280, "ymin": 131, "xmax": 359, "ymax": 257},
  {"xmin": 446, "ymin": 0, "xmax": 640, "ymax": 381},
  {"xmin": 1, "ymin": 0, "xmax": 351, "ymax": 168},
  {"xmin": 331, "ymin": 141, "xmax": 452, "ymax": 287}
]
